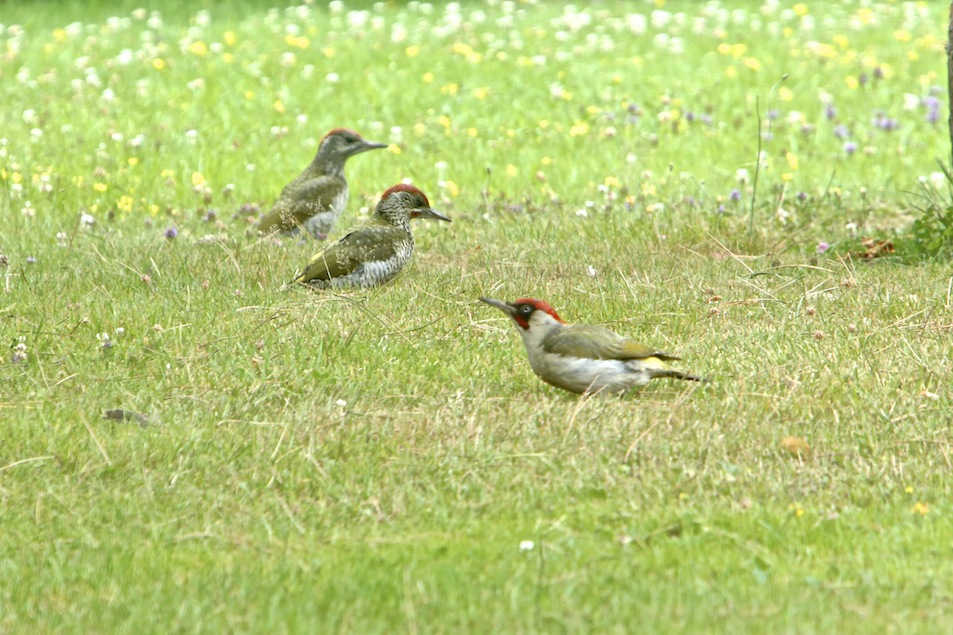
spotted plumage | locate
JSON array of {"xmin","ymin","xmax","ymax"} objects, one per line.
[
  {"xmin": 257, "ymin": 128, "xmax": 387, "ymax": 239},
  {"xmin": 291, "ymin": 184, "xmax": 451, "ymax": 289}
]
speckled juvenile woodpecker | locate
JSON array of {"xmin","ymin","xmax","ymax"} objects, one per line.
[
  {"xmin": 257, "ymin": 128, "xmax": 387, "ymax": 239},
  {"xmin": 290, "ymin": 184, "xmax": 451, "ymax": 289},
  {"xmin": 480, "ymin": 297, "xmax": 708, "ymax": 394}
]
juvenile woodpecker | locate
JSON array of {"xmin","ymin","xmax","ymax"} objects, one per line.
[
  {"xmin": 480, "ymin": 297, "xmax": 708, "ymax": 394},
  {"xmin": 291, "ymin": 184, "xmax": 451, "ymax": 289},
  {"xmin": 257, "ymin": 128, "xmax": 387, "ymax": 239}
]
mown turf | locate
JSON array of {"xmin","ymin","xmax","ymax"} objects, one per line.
[{"xmin": 2, "ymin": 1, "xmax": 952, "ymax": 633}]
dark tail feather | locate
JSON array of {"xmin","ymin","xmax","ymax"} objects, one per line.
[{"xmin": 651, "ymin": 369, "xmax": 710, "ymax": 383}]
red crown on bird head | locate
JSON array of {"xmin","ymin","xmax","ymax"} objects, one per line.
[{"xmin": 380, "ymin": 183, "xmax": 430, "ymax": 207}]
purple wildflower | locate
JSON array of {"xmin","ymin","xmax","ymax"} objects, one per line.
[
  {"xmin": 164, "ymin": 226, "xmax": 179, "ymax": 240},
  {"xmin": 11, "ymin": 339, "xmax": 27, "ymax": 364},
  {"xmin": 924, "ymin": 96, "xmax": 940, "ymax": 124},
  {"xmin": 26, "ymin": 256, "xmax": 36, "ymax": 264},
  {"xmin": 844, "ymin": 141, "xmax": 857, "ymax": 155},
  {"xmin": 873, "ymin": 114, "xmax": 898, "ymax": 131},
  {"xmin": 834, "ymin": 124, "xmax": 849, "ymax": 139},
  {"xmin": 816, "ymin": 241, "xmax": 829, "ymax": 255},
  {"xmin": 825, "ymin": 104, "xmax": 837, "ymax": 120},
  {"xmin": 729, "ymin": 189, "xmax": 742, "ymax": 201},
  {"xmin": 796, "ymin": 191, "xmax": 807, "ymax": 202}
]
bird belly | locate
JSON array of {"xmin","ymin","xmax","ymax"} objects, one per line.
[
  {"xmin": 301, "ymin": 212, "xmax": 334, "ymax": 238},
  {"xmin": 301, "ymin": 191, "xmax": 348, "ymax": 238},
  {"xmin": 323, "ymin": 251, "xmax": 411, "ymax": 289},
  {"xmin": 534, "ymin": 356, "xmax": 647, "ymax": 394}
]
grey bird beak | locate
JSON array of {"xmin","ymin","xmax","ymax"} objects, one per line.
[
  {"xmin": 360, "ymin": 140, "xmax": 389, "ymax": 152},
  {"xmin": 479, "ymin": 297, "xmax": 516, "ymax": 316},
  {"xmin": 411, "ymin": 208, "xmax": 452, "ymax": 222}
]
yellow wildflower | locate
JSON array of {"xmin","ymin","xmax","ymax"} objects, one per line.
[
  {"xmin": 117, "ymin": 195, "xmax": 134, "ymax": 213},
  {"xmin": 569, "ymin": 122, "xmax": 589, "ymax": 137},
  {"xmin": 441, "ymin": 180, "xmax": 459, "ymax": 197},
  {"xmin": 893, "ymin": 30, "xmax": 911, "ymax": 43}
]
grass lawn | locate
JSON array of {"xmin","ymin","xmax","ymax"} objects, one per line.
[{"xmin": 2, "ymin": 1, "xmax": 952, "ymax": 632}]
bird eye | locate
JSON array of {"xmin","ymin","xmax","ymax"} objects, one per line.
[{"xmin": 519, "ymin": 305, "xmax": 533, "ymax": 316}]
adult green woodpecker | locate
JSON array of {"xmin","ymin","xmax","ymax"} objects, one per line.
[
  {"xmin": 257, "ymin": 128, "xmax": 387, "ymax": 239},
  {"xmin": 480, "ymin": 297, "xmax": 708, "ymax": 394},
  {"xmin": 290, "ymin": 184, "xmax": 451, "ymax": 289}
]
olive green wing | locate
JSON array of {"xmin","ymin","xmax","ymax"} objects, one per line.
[
  {"xmin": 258, "ymin": 175, "xmax": 345, "ymax": 233},
  {"xmin": 293, "ymin": 225, "xmax": 402, "ymax": 283},
  {"xmin": 543, "ymin": 325, "xmax": 681, "ymax": 361}
]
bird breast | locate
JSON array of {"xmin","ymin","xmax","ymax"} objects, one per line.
[{"xmin": 520, "ymin": 342, "xmax": 660, "ymax": 394}]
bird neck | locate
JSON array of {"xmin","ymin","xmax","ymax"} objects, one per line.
[
  {"xmin": 519, "ymin": 320, "xmax": 564, "ymax": 356},
  {"xmin": 310, "ymin": 152, "xmax": 346, "ymax": 178},
  {"xmin": 373, "ymin": 206, "xmax": 412, "ymax": 231}
]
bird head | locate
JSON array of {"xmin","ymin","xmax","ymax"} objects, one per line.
[
  {"xmin": 479, "ymin": 297, "xmax": 565, "ymax": 331},
  {"xmin": 376, "ymin": 184, "xmax": 452, "ymax": 226},
  {"xmin": 318, "ymin": 128, "xmax": 388, "ymax": 160}
]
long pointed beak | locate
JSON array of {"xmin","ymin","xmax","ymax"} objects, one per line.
[
  {"xmin": 358, "ymin": 140, "xmax": 389, "ymax": 153},
  {"xmin": 411, "ymin": 207, "xmax": 452, "ymax": 222},
  {"xmin": 479, "ymin": 297, "xmax": 516, "ymax": 316}
]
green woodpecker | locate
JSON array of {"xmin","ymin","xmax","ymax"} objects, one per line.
[
  {"xmin": 291, "ymin": 184, "xmax": 451, "ymax": 289},
  {"xmin": 257, "ymin": 128, "xmax": 387, "ymax": 239},
  {"xmin": 480, "ymin": 297, "xmax": 708, "ymax": 394}
]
